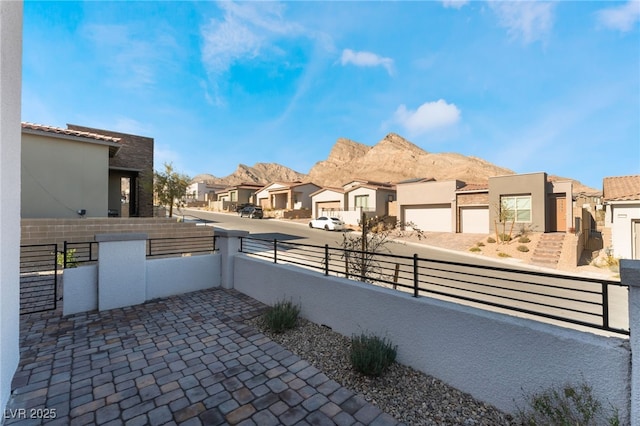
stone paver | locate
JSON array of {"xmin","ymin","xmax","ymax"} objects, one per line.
[{"xmin": 5, "ymin": 288, "xmax": 401, "ymax": 425}]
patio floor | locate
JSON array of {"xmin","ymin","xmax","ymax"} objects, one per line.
[{"xmin": 5, "ymin": 288, "xmax": 401, "ymax": 425}]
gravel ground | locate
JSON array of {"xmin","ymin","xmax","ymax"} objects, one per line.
[{"xmin": 247, "ymin": 316, "xmax": 517, "ymax": 426}]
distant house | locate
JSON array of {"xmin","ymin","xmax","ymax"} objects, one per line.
[
  {"xmin": 255, "ymin": 182, "xmax": 320, "ymax": 211},
  {"xmin": 186, "ymin": 181, "xmax": 226, "ymax": 203},
  {"xmin": 21, "ymin": 122, "xmax": 154, "ymax": 218},
  {"xmin": 213, "ymin": 183, "xmax": 264, "ymax": 211},
  {"xmin": 603, "ymin": 175, "xmax": 640, "ymax": 259},
  {"xmin": 309, "ymin": 187, "xmax": 345, "ymax": 219},
  {"xmin": 396, "ymin": 172, "xmax": 573, "ymax": 234}
]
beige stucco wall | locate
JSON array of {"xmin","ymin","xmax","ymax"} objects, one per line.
[
  {"xmin": 488, "ymin": 173, "xmax": 547, "ymax": 233},
  {"xmin": 397, "ymin": 180, "xmax": 461, "ymax": 206},
  {"xmin": 311, "ymin": 190, "xmax": 345, "ymax": 218},
  {"xmin": 21, "ymin": 133, "xmax": 110, "ymax": 218}
]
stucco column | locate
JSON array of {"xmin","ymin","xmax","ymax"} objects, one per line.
[
  {"xmin": 621, "ymin": 259, "xmax": 640, "ymax": 426},
  {"xmin": 215, "ymin": 229, "xmax": 249, "ymax": 289},
  {"xmin": 96, "ymin": 233, "xmax": 147, "ymax": 311}
]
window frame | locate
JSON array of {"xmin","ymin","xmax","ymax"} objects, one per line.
[{"xmin": 500, "ymin": 195, "xmax": 532, "ymax": 223}]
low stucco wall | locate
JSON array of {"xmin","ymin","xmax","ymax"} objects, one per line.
[
  {"xmin": 63, "ymin": 254, "xmax": 221, "ymax": 315},
  {"xmin": 233, "ymin": 254, "xmax": 631, "ymax": 419},
  {"xmin": 147, "ymin": 254, "xmax": 220, "ymax": 300}
]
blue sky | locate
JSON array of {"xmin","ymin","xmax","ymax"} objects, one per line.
[{"xmin": 22, "ymin": 1, "xmax": 639, "ymax": 189}]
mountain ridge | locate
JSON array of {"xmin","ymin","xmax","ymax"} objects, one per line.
[{"xmin": 194, "ymin": 133, "xmax": 598, "ymax": 193}]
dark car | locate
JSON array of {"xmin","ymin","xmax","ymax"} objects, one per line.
[
  {"xmin": 240, "ymin": 206, "xmax": 263, "ymax": 219},
  {"xmin": 235, "ymin": 203, "xmax": 254, "ymax": 213}
]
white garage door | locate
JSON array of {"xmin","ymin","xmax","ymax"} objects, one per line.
[
  {"xmin": 404, "ymin": 204, "xmax": 452, "ymax": 232},
  {"xmin": 460, "ymin": 206, "xmax": 489, "ymax": 234}
]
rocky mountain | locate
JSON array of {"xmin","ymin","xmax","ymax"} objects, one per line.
[
  {"xmin": 308, "ymin": 133, "xmax": 515, "ymax": 187},
  {"xmin": 195, "ymin": 133, "xmax": 599, "ymax": 193},
  {"xmin": 192, "ymin": 163, "xmax": 306, "ymax": 187}
]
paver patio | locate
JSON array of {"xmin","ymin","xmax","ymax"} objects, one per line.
[{"xmin": 4, "ymin": 288, "xmax": 401, "ymax": 425}]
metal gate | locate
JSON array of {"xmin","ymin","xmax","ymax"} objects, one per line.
[{"xmin": 20, "ymin": 244, "xmax": 58, "ymax": 314}]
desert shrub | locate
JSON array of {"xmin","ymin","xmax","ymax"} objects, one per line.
[
  {"xmin": 518, "ymin": 236, "xmax": 531, "ymax": 243},
  {"xmin": 517, "ymin": 382, "xmax": 619, "ymax": 426},
  {"xmin": 263, "ymin": 300, "xmax": 300, "ymax": 333},
  {"xmin": 517, "ymin": 245, "xmax": 530, "ymax": 253},
  {"xmin": 477, "ymin": 241, "xmax": 485, "ymax": 247},
  {"xmin": 487, "ymin": 237, "xmax": 496, "ymax": 243},
  {"xmin": 469, "ymin": 246, "xmax": 481, "ymax": 252},
  {"xmin": 498, "ymin": 233, "xmax": 512, "ymax": 242},
  {"xmin": 498, "ymin": 252, "xmax": 511, "ymax": 258},
  {"xmin": 350, "ymin": 333, "xmax": 397, "ymax": 377}
]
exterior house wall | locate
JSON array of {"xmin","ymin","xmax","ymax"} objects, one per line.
[
  {"xmin": 0, "ymin": 0, "xmax": 22, "ymax": 412},
  {"xmin": 397, "ymin": 180, "xmax": 460, "ymax": 231},
  {"xmin": 68, "ymin": 125, "xmax": 154, "ymax": 217},
  {"xmin": 21, "ymin": 133, "xmax": 110, "ymax": 218},
  {"xmin": 292, "ymin": 184, "xmax": 321, "ymax": 210},
  {"xmin": 255, "ymin": 183, "xmax": 285, "ymax": 208},
  {"xmin": 609, "ymin": 203, "xmax": 640, "ymax": 259},
  {"xmin": 346, "ymin": 187, "xmax": 377, "ymax": 212},
  {"xmin": 548, "ymin": 180, "xmax": 574, "ymax": 232},
  {"xmin": 489, "ymin": 173, "xmax": 547, "ymax": 233},
  {"xmin": 457, "ymin": 192, "xmax": 489, "ymax": 206},
  {"xmin": 374, "ymin": 189, "xmax": 396, "ymax": 217}
]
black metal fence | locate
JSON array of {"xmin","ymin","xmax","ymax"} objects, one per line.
[
  {"xmin": 63, "ymin": 241, "xmax": 98, "ymax": 267},
  {"xmin": 239, "ymin": 237, "xmax": 629, "ymax": 336},
  {"xmin": 147, "ymin": 236, "xmax": 217, "ymax": 257},
  {"xmin": 19, "ymin": 244, "xmax": 58, "ymax": 314}
]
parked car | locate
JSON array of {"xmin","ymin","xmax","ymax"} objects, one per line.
[
  {"xmin": 236, "ymin": 203, "xmax": 254, "ymax": 213},
  {"xmin": 309, "ymin": 217, "xmax": 345, "ymax": 231},
  {"xmin": 240, "ymin": 206, "xmax": 263, "ymax": 219}
]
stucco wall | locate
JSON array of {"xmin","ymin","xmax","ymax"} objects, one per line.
[
  {"xmin": 0, "ymin": 0, "xmax": 22, "ymax": 412},
  {"xmin": 233, "ymin": 255, "xmax": 631, "ymax": 419},
  {"xmin": 22, "ymin": 133, "xmax": 110, "ymax": 218},
  {"xmin": 489, "ymin": 173, "xmax": 547, "ymax": 233},
  {"xmin": 311, "ymin": 190, "xmax": 345, "ymax": 218},
  {"xmin": 397, "ymin": 180, "xmax": 460, "ymax": 206},
  {"xmin": 610, "ymin": 203, "xmax": 640, "ymax": 259}
]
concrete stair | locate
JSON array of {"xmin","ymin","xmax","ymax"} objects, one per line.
[{"xmin": 531, "ymin": 233, "xmax": 566, "ymax": 268}]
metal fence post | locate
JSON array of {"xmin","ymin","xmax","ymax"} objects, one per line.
[
  {"xmin": 63, "ymin": 240, "xmax": 68, "ymax": 269},
  {"xmin": 273, "ymin": 239, "xmax": 278, "ymax": 264},
  {"xmin": 413, "ymin": 253, "xmax": 419, "ymax": 298},
  {"xmin": 602, "ymin": 282, "xmax": 610, "ymax": 331},
  {"xmin": 324, "ymin": 244, "xmax": 329, "ymax": 275}
]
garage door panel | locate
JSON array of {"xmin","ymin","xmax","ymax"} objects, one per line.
[
  {"xmin": 460, "ymin": 207, "xmax": 489, "ymax": 234},
  {"xmin": 404, "ymin": 204, "xmax": 451, "ymax": 232}
]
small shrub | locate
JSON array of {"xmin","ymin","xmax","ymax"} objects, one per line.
[
  {"xmin": 487, "ymin": 237, "xmax": 496, "ymax": 243},
  {"xmin": 469, "ymin": 246, "xmax": 481, "ymax": 252},
  {"xmin": 497, "ymin": 252, "xmax": 511, "ymax": 258},
  {"xmin": 477, "ymin": 241, "xmax": 485, "ymax": 247},
  {"xmin": 263, "ymin": 300, "xmax": 300, "ymax": 333},
  {"xmin": 498, "ymin": 233, "xmax": 512, "ymax": 242},
  {"xmin": 56, "ymin": 249, "xmax": 78, "ymax": 268},
  {"xmin": 517, "ymin": 382, "xmax": 619, "ymax": 426},
  {"xmin": 350, "ymin": 333, "xmax": 397, "ymax": 377},
  {"xmin": 517, "ymin": 245, "xmax": 529, "ymax": 253},
  {"xmin": 518, "ymin": 236, "xmax": 531, "ymax": 243}
]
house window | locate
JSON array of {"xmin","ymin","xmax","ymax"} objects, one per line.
[
  {"xmin": 230, "ymin": 192, "xmax": 237, "ymax": 202},
  {"xmin": 354, "ymin": 195, "xmax": 369, "ymax": 210},
  {"xmin": 501, "ymin": 195, "xmax": 532, "ymax": 222}
]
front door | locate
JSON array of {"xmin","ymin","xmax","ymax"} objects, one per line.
[{"xmin": 550, "ymin": 196, "xmax": 566, "ymax": 232}]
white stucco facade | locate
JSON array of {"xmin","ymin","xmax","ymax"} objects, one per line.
[
  {"xmin": 607, "ymin": 202, "xmax": 640, "ymax": 259},
  {"xmin": 0, "ymin": 0, "xmax": 23, "ymax": 412}
]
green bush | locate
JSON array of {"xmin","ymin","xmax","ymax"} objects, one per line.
[
  {"xmin": 263, "ymin": 300, "xmax": 300, "ymax": 333},
  {"xmin": 477, "ymin": 241, "xmax": 485, "ymax": 247},
  {"xmin": 517, "ymin": 245, "xmax": 530, "ymax": 253},
  {"xmin": 56, "ymin": 249, "xmax": 78, "ymax": 268},
  {"xmin": 469, "ymin": 246, "xmax": 481, "ymax": 252},
  {"xmin": 498, "ymin": 233, "xmax": 512, "ymax": 242},
  {"xmin": 350, "ymin": 333, "xmax": 397, "ymax": 377},
  {"xmin": 517, "ymin": 382, "xmax": 619, "ymax": 426},
  {"xmin": 498, "ymin": 252, "xmax": 511, "ymax": 258},
  {"xmin": 487, "ymin": 237, "xmax": 496, "ymax": 243},
  {"xmin": 518, "ymin": 236, "xmax": 531, "ymax": 243}
]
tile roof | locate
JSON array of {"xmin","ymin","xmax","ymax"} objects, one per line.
[
  {"xmin": 21, "ymin": 122, "xmax": 121, "ymax": 143},
  {"xmin": 603, "ymin": 175, "xmax": 640, "ymax": 201}
]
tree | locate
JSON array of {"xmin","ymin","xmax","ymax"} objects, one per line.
[
  {"xmin": 153, "ymin": 163, "xmax": 190, "ymax": 218},
  {"xmin": 339, "ymin": 212, "xmax": 423, "ymax": 283}
]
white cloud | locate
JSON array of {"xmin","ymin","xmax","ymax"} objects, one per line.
[
  {"xmin": 596, "ymin": 0, "xmax": 640, "ymax": 32},
  {"xmin": 489, "ymin": 1, "xmax": 555, "ymax": 44},
  {"xmin": 441, "ymin": 0, "xmax": 469, "ymax": 10},
  {"xmin": 340, "ymin": 49, "xmax": 394, "ymax": 76},
  {"xmin": 200, "ymin": 2, "xmax": 305, "ymax": 75},
  {"xmin": 392, "ymin": 100, "xmax": 461, "ymax": 135}
]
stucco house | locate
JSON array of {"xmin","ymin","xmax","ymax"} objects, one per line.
[
  {"xmin": 254, "ymin": 181, "xmax": 320, "ymax": 211},
  {"xmin": 213, "ymin": 183, "xmax": 264, "ymax": 211},
  {"xmin": 310, "ymin": 187, "xmax": 345, "ymax": 219},
  {"xmin": 21, "ymin": 122, "xmax": 154, "ymax": 219},
  {"xmin": 396, "ymin": 172, "xmax": 573, "ymax": 234},
  {"xmin": 603, "ymin": 175, "xmax": 640, "ymax": 260},
  {"xmin": 186, "ymin": 181, "xmax": 225, "ymax": 203}
]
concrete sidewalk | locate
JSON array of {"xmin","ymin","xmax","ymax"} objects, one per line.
[{"xmin": 5, "ymin": 288, "xmax": 400, "ymax": 425}]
